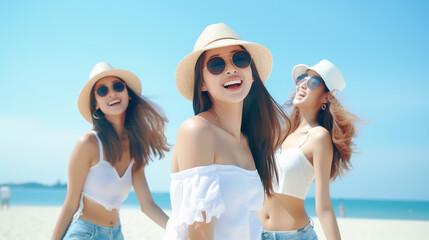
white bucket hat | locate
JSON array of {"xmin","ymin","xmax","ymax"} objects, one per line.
[
  {"xmin": 175, "ymin": 23, "xmax": 273, "ymax": 101},
  {"xmin": 292, "ymin": 59, "xmax": 345, "ymax": 92},
  {"xmin": 78, "ymin": 62, "xmax": 142, "ymax": 123}
]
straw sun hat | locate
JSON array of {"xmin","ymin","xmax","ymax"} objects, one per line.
[
  {"xmin": 292, "ymin": 59, "xmax": 346, "ymax": 92},
  {"xmin": 175, "ymin": 23, "xmax": 273, "ymax": 101},
  {"xmin": 78, "ymin": 62, "xmax": 142, "ymax": 123}
]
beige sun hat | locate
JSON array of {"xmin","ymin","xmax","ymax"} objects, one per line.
[
  {"xmin": 292, "ymin": 59, "xmax": 345, "ymax": 92},
  {"xmin": 78, "ymin": 62, "xmax": 142, "ymax": 123},
  {"xmin": 175, "ymin": 23, "xmax": 273, "ymax": 101}
]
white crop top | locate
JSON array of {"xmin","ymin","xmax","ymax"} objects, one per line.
[
  {"xmin": 164, "ymin": 164, "xmax": 264, "ymax": 240},
  {"xmin": 72, "ymin": 131, "xmax": 134, "ymax": 223},
  {"xmin": 274, "ymin": 127, "xmax": 322, "ymax": 200}
]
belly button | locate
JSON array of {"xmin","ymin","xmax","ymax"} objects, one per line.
[
  {"xmin": 110, "ymin": 221, "xmax": 114, "ymax": 225},
  {"xmin": 266, "ymin": 214, "xmax": 270, "ymax": 219}
]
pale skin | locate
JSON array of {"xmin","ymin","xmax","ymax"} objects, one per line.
[
  {"xmin": 259, "ymin": 70, "xmax": 342, "ymax": 240},
  {"xmin": 51, "ymin": 76, "xmax": 168, "ymax": 240},
  {"xmin": 171, "ymin": 45, "xmax": 255, "ymax": 240}
]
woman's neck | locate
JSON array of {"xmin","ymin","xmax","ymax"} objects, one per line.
[
  {"xmin": 211, "ymin": 101, "xmax": 243, "ymax": 142},
  {"xmin": 297, "ymin": 107, "xmax": 319, "ymax": 130}
]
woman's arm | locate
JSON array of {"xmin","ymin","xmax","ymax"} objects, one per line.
[
  {"xmin": 312, "ymin": 128, "xmax": 342, "ymax": 240},
  {"xmin": 133, "ymin": 166, "xmax": 169, "ymax": 229},
  {"xmin": 188, "ymin": 212, "xmax": 215, "ymax": 240},
  {"xmin": 174, "ymin": 117, "xmax": 217, "ymax": 240},
  {"xmin": 51, "ymin": 133, "xmax": 96, "ymax": 240}
]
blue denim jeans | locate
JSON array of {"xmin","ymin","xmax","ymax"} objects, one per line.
[
  {"xmin": 63, "ymin": 218, "xmax": 124, "ymax": 240},
  {"xmin": 261, "ymin": 220, "xmax": 318, "ymax": 240}
]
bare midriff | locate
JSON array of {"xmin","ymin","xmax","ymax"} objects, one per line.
[
  {"xmin": 79, "ymin": 197, "xmax": 120, "ymax": 227},
  {"xmin": 259, "ymin": 193, "xmax": 309, "ymax": 231}
]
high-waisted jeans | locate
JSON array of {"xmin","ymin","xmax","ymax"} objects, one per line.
[
  {"xmin": 261, "ymin": 219, "xmax": 318, "ymax": 240},
  {"xmin": 63, "ymin": 218, "xmax": 123, "ymax": 240}
]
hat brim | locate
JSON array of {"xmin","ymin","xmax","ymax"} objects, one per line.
[
  {"xmin": 293, "ymin": 64, "xmax": 331, "ymax": 87},
  {"xmin": 292, "ymin": 64, "xmax": 311, "ymax": 84},
  {"xmin": 78, "ymin": 69, "xmax": 142, "ymax": 123},
  {"xmin": 292, "ymin": 60, "xmax": 346, "ymax": 92},
  {"xmin": 175, "ymin": 38, "xmax": 273, "ymax": 101}
]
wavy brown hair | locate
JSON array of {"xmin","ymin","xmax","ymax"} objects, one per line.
[
  {"xmin": 90, "ymin": 80, "xmax": 169, "ymax": 171},
  {"xmin": 287, "ymin": 84, "xmax": 358, "ymax": 180},
  {"xmin": 193, "ymin": 50, "xmax": 290, "ymax": 196}
]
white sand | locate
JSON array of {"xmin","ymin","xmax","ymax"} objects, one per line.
[
  {"xmin": 312, "ymin": 217, "xmax": 429, "ymax": 240},
  {"xmin": 0, "ymin": 206, "xmax": 166, "ymax": 240},
  {"xmin": 0, "ymin": 206, "xmax": 428, "ymax": 239}
]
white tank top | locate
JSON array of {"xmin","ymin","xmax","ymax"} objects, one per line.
[
  {"xmin": 274, "ymin": 127, "xmax": 322, "ymax": 200},
  {"xmin": 72, "ymin": 131, "xmax": 134, "ymax": 223}
]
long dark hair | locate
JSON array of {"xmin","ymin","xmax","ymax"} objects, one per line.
[
  {"xmin": 193, "ymin": 50, "xmax": 290, "ymax": 196},
  {"xmin": 287, "ymin": 84, "xmax": 358, "ymax": 180},
  {"xmin": 90, "ymin": 81, "xmax": 169, "ymax": 171}
]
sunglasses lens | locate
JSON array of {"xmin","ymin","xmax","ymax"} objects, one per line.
[
  {"xmin": 207, "ymin": 57, "xmax": 225, "ymax": 75},
  {"xmin": 232, "ymin": 51, "xmax": 251, "ymax": 69},
  {"xmin": 307, "ymin": 76, "xmax": 322, "ymax": 90},
  {"xmin": 96, "ymin": 86, "xmax": 108, "ymax": 97},
  {"xmin": 113, "ymin": 82, "xmax": 125, "ymax": 92},
  {"xmin": 296, "ymin": 74, "xmax": 307, "ymax": 86}
]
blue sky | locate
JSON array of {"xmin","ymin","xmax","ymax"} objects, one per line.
[{"xmin": 1, "ymin": 1, "xmax": 428, "ymax": 201}]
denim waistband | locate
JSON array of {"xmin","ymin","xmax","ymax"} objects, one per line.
[
  {"xmin": 262, "ymin": 218, "xmax": 314, "ymax": 234},
  {"xmin": 75, "ymin": 218, "xmax": 121, "ymax": 232}
]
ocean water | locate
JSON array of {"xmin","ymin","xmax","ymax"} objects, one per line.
[{"xmin": 7, "ymin": 187, "xmax": 429, "ymax": 220}]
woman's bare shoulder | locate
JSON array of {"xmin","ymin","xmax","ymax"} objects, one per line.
[
  {"xmin": 70, "ymin": 131, "xmax": 99, "ymax": 165},
  {"xmin": 310, "ymin": 127, "xmax": 333, "ymax": 162},
  {"xmin": 174, "ymin": 116, "xmax": 217, "ymax": 170},
  {"xmin": 177, "ymin": 116, "xmax": 216, "ymax": 141},
  {"xmin": 311, "ymin": 127, "xmax": 331, "ymax": 143}
]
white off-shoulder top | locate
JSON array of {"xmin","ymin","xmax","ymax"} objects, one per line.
[{"xmin": 163, "ymin": 164, "xmax": 264, "ymax": 240}]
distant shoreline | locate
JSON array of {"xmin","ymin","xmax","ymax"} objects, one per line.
[
  {"xmin": 3, "ymin": 186, "xmax": 429, "ymax": 220},
  {"xmin": 1, "ymin": 182, "xmax": 67, "ymax": 189},
  {"xmin": 3, "ymin": 182, "xmax": 429, "ymax": 203}
]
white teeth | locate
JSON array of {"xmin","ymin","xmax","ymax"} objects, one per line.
[
  {"xmin": 109, "ymin": 100, "xmax": 120, "ymax": 106},
  {"xmin": 223, "ymin": 80, "xmax": 241, "ymax": 87}
]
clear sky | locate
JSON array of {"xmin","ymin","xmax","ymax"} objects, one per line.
[{"xmin": 1, "ymin": 1, "xmax": 428, "ymax": 201}]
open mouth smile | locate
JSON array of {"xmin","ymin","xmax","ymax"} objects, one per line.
[
  {"xmin": 108, "ymin": 99, "xmax": 121, "ymax": 106},
  {"xmin": 222, "ymin": 79, "xmax": 243, "ymax": 89}
]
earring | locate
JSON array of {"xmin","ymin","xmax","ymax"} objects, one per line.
[
  {"xmin": 92, "ymin": 109, "xmax": 104, "ymax": 119},
  {"xmin": 321, "ymin": 104, "xmax": 327, "ymax": 110}
]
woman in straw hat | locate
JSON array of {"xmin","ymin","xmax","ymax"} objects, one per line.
[
  {"xmin": 164, "ymin": 23, "xmax": 289, "ymax": 240},
  {"xmin": 52, "ymin": 62, "xmax": 169, "ymax": 239},
  {"xmin": 259, "ymin": 60, "xmax": 359, "ymax": 240}
]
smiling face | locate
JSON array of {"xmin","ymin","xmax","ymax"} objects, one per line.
[
  {"xmin": 293, "ymin": 70, "xmax": 329, "ymax": 110},
  {"xmin": 93, "ymin": 76, "xmax": 129, "ymax": 117},
  {"xmin": 201, "ymin": 45, "xmax": 253, "ymax": 104}
]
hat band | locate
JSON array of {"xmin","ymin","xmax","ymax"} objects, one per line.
[{"xmin": 202, "ymin": 37, "xmax": 241, "ymax": 48}]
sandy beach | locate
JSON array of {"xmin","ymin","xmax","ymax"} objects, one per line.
[{"xmin": 0, "ymin": 206, "xmax": 428, "ymax": 239}]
